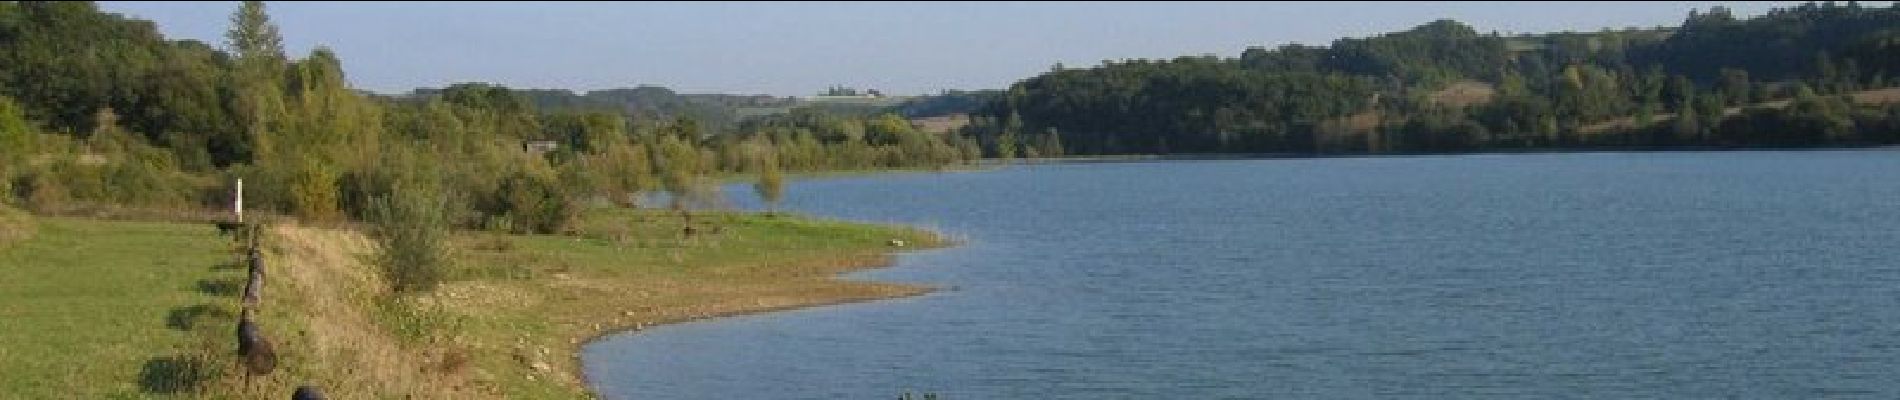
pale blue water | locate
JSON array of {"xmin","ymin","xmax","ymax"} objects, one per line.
[{"xmin": 584, "ymin": 150, "xmax": 1900, "ymax": 399}]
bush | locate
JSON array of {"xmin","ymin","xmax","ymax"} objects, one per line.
[
  {"xmin": 338, "ymin": 168, "xmax": 395, "ymax": 221},
  {"xmin": 287, "ymin": 161, "xmax": 342, "ymax": 222},
  {"xmin": 13, "ymin": 159, "xmax": 76, "ymax": 213},
  {"xmin": 481, "ymin": 171, "xmax": 575, "ymax": 234},
  {"xmin": 369, "ymin": 180, "xmax": 450, "ymax": 293}
]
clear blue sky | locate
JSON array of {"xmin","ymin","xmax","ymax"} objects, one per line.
[{"xmin": 99, "ymin": 1, "xmax": 1822, "ymax": 97}]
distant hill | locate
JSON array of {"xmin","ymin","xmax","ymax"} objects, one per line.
[
  {"xmin": 977, "ymin": 2, "xmax": 1900, "ymax": 155},
  {"xmin": 396, "ymin": 85, "xmax": 1000, "ymax": 135}
]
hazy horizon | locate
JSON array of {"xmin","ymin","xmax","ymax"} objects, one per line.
[{"xmin": 101, "ymin": 1, "xmax": 1821, "ymax": 97}]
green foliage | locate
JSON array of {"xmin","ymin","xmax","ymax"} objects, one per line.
[
  {"xmin": 977, "ymin": 3, "xmax": 1900, "ymax": 155},
  {"xmin": 226, "ymin": 0, "xmax": 288, "ymax": 166},
  {"xmin": 754, "ymin": 152, "xmax": 784, "ymax": 214},
  {"xmin": 1674, "ymin": 101, "xmax": 1702, "ymax": 142},
  {"xmin": 369, "ymin": 179, "xmax": 450, "ymax": 293},
  {"xmin": 2, "ymin": 109, "xmax": 203, "ymax": 213},
  {"xmin": 0, "ymin": 95, "xmax": 28, "ymax": 147},
  {"xmin": 287, "ymin": 158, "xmax": 342, "ymax": 222},
  {"xmin": 2, "ymin": 0, "xmax": 976, "ymax": 221},
  {"xmin": 483, "ymin": 170, "xmax": 575, "ymax": 235},
  {"xmin": 338, "ymin": 169, "xmax": 394, "ymax": 222},
  {"xmin": 990, "ymin": 55, "xmax": 1376, "ymax": 154},
  {"xmin": 1035, "ymin": 128, "xmax": 1065, "ymax": 158},
  {"xmin": 9, "ymin": 0, "xmax": 1899, "ymax": 233},
  {"xmin": 491, "ymin": 85, "xmax": 748, "ymax": 133},
  {"xmin": 225, "ymin": 1, "xmax": 283, "ymax": 61},
  {"xmin": 653, "ymin": 130, "xmax": 706, "ymax": 210},
  {"xmin": 0, "ymin": 95, "xmax": 31, "ymax": 200},
  {"xmin": 864, "ymin": 114, "xmax": 915, "ymax": 146},
  {"xmin": 0, "ymin": 2, "xmax": 242, "ymax": 164},
  {"xmin": 439, "ymin": 82, "xmax": 534, "ymax": 117},
  {"xmin": 11, "ymin": 160, "xmax": 69, "ymax": 213},
  {"xmin": 995, "ymin": 114, "xmax": 1021, "ymax": 159},
  {"xmin": 894, "ymin": 89, "xmax": 1001, "ymax": 118},
  {"xmin": 600, "ymin": 139, "xmax": 654, "ymax": 207}
]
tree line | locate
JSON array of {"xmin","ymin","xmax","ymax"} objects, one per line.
[
  {"xmin": 970, "ymin": 2, "xmax": 1900, "ymax": 156},
  {"xmin": 0, "ymin": 1, "xmax": 978, "ymax": 237}
]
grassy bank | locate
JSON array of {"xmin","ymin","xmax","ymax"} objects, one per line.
[
  {"xmin": 0, "ymin": 208, "xmax": 944, "ymax": 398},
  {"xmin": 440, "ymin": 209, "xmax": 945, "ymax": 398}
]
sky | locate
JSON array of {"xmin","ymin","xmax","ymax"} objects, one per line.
[{"xmin": 98, "ymin": 1, "xmax": 1823, "ymax": 97}]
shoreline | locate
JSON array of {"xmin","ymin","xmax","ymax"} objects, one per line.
[
  {"xmin": 0, "ymin": 194, "xmax": 954, "ymax": 398},
  {"xmin": 566, "ymin": 252, "xmax": 940, "ymax": 399},
  {"xmin": 1024, "ymin": 144, "xmax": 1900, "ymax": 165},
  {"xmin": 439, "ymin": 210, "xmax": 961, "ymax": 399}
]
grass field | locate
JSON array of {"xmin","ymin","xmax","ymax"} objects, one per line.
[
  {"xmin": 0, "ymin": 207, "xmax": 943, "ymax": 399},
  {"xmin": 0, "ymin": 216, "xmax": 237, "ymax": 398}
]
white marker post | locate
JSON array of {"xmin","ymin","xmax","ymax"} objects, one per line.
[{"xmin": 235, "ymin": 178, "xmax": 244, "ymax": 223}]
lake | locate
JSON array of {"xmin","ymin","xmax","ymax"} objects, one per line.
[{"xmin": 584, "ymin": 150, "xmax": 1900, "ymax": 399}]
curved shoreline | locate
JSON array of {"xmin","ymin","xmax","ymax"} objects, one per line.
[{"xmin": 565, "ymin": 244, "xmax": 952, "ymax": 399}]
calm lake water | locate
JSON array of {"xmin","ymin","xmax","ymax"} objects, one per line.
[{"xmin": 584, "ymin": 150, "xmax": 1900, "ymax": 399}]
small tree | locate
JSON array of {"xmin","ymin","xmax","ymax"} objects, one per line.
[
  {"xmin": 652, "ymin": 132, "xmax": 707, "ymax": 235},
  {"xmin": 754, "ymin": 153, "xmax": 784, "ymax": 216},
  {"xmin": 994, "ymin": 129, "xmax": 1019, "ymax": 161},
  {"xmin": 1, "ymin": 95, "xmax": 35, "ymax": 202},
  {"xmin": 599, "ymin": 140, "xmax": 652, "ymax": 208},
  {"xmin": 655, "ymin": 135, "xmax": 699, "ymax": 208},
  {"xmin": 1673, "ymin": 101, "xmax": 1700, "ymax": 143},
  {"xmin": 369, "ymin": 180, "xmax": 448, "ymax": 293},
  {"xmin": 288, "ymin": 158, "xmax": 342, "ymax": 222},
  {"xmin": 1038, "ymin": 128, "xmax": 1065, "ymax": 158}
]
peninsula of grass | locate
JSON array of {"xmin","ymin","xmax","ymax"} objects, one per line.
[{"xmin": 0, "ymin": 207, "xmax": 946, "ymax": 399}]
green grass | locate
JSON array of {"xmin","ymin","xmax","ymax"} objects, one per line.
[
  {"xmin": 0, "ymin": 207, "xmax": 947, "ymax": 399},
  {"xmin": 0, "ymin": 216, "xmax": 236, "ymax": 398},
  {"xmin": 543, "ymin": 208, "xmax": 941, "ymax": 277},
  {"xmin": 438, "ymin": 208, "xmax": 946, "ymax": 398},
  {"xmin": 0, "ymin": 204, "xmax": 34, "ymax": 246}
]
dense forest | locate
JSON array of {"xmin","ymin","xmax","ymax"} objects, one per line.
[
  {"xmin": 971, "ymin": 2, "xmax": 1900, "ymax": 155},
  {"xmin": 0, "ymin": 1, "xmax": 977, "ymax": 237}
]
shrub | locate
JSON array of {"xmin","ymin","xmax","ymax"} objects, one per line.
[
  {"xmin": 482, "ymin": 171, "xmax": 574, "ymax": 234},
  {"xmin": 287, "ymin": 161, "xmax": 342, "ymax": 222},
  {"xmin": 13, "ymin": 160, "xmax": 75, "ymax": 213},
  {"xmin": 369, "ymin": 180, "xmax": 450, "ymax": 293},
  {"xmin": 337, "ymin": 168, "xmax": 394, "ymax": 221}
]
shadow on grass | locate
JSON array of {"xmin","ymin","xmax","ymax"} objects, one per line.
[
  {"xmin": 166, "ymin": 304, "xmax": 234, "ymax": 331},
  {"xmin": 139, "ymin": 355, "xmax": 215, "ymax": 394},
  {"xmin": 195, "ymin": 277, "xmax": 244, "ymax": 297}
]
